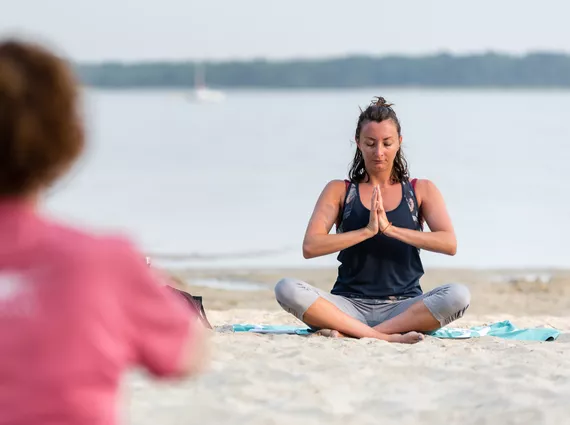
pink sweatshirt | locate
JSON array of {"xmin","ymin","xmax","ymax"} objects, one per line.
[{"xmin": 0, "ymin": 199, "xmax": 194, "ymax": 425}]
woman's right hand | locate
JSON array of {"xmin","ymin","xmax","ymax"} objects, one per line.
[
  {"xmin": 302, "ymin": 180, "xmax": 384, "ymax": 259},
  {"xmin": 365, "ymin": 185, "xmax": 380, "ymax": 236}
]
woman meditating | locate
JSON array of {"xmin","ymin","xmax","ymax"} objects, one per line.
[{"xmin": 275, "ymin": 97, "xmax": 470, "ymax": 344}]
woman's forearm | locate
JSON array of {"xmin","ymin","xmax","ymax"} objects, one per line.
[
  {"xmin": 303, "ymin": 227, "xmax": 372, "ymax": 259},
  {"xmin": 385, "ymin": 225, "xmax": 457, "ymax": 256},
  {"xmin": 303, "ymin": 221, "xmax": 457, "ymax": 259}
]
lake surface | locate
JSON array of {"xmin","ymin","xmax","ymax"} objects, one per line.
[{"xmin": 45, "ymin": 88, "xmax": 570, "ymax": 270}]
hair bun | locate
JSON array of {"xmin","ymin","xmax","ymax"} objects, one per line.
[{"xmin": 371, "ymin": 96, "xmax": 393, "ymax": 108}]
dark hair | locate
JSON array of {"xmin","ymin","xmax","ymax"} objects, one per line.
[
  {"xmin": 348, "ymin": 96, "xmax": 409, "ymax": 184},
  {"xmin": 0, "ymin": 39, "xmax": 84, "ymax": 197}
]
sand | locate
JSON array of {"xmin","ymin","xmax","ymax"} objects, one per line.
[{"xmin": 123, "ymin": 268, "xmax": 570, "ymax": 425}]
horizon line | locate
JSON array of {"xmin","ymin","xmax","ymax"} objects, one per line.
[{"xmin": 75, "ymin": 49, "xmax": 570, "ymax": 66}]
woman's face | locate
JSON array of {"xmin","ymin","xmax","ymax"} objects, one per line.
[{"xmin": 357, "ymin": 120, "xmax": 402, "ymax": 174}]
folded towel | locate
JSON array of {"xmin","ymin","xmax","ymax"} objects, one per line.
[
  {"xmin": 428, "ymin": 320, "xmax": 560, "ymax": 341},
  {"xmin": 227, "ymin": 320, "xmax": 560, "ymax": 341},
  {"xmin": 229, "ymin": 324, "xmax": 312, "ymax": 335}
]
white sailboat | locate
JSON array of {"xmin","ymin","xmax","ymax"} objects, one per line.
[{"xmin": 190, "ymin": 63, "xmax": 226, "ymax": 103}]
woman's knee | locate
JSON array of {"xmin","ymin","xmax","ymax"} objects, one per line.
[
  {"xmin": 445, "ymin": 283, "xmax": 471, "ymax": 313},
  {"xmin": 274, "ymin": 278, "xmax": 319, "ymax": 320},
  {"xmin": 274, "ymin": 277, "xmax": 300, "ymax": 307},
  {"xmin": 426, "ymin": 283, "xmax": 471, "ymax": 326}
]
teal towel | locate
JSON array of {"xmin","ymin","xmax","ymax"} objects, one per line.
[
  {"xmin": 428, "ymin": 320, "xmax": 560, "ymax": 341},
  {"xmin": 231, "ymin": 324, "xmax": 312, "ymax": 335},
  {"xmin": 230, "ymin": 320, "xmax": 560, "ymax": 341}
]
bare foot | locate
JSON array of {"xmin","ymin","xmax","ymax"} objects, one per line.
[
  {"xmin": 314, "ymin": 329, "xmax": 346, "ymax": 338},
  {"xmin": 314, "ymin": 329, "xmax": 422, "ymax": 343},
  {"xmin": 391, "ymin": 331, "xmax": 424, "ymax": 344}
]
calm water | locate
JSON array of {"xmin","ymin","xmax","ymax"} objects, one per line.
[{"xmin": 45, "ymin": 88, "xmax": 570, "ymax": 270}]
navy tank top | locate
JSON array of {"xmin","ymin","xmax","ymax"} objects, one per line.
[{"xmin": 332, "ymin": 179, "xmax": 424, "ymax": 299}]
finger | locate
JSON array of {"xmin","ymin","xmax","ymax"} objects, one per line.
[
  {"xmin": 375, "ymin": 188, "xmax": 380, "ymax": 210},
  {"xmin": 376, "ymin": 185, "xmax": 381, "ymax": 210}
]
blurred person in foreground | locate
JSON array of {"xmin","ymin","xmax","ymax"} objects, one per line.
[{"xmin": 0, "ymin": 38, "xmax": 208, "ymax": 425}]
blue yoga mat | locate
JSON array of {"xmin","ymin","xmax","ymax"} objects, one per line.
[{"xmin": 229, "ymin": 320, "xmax": 560, "ymax": 341}]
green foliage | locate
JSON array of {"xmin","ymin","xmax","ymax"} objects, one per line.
[{"xmin": 74, "ymin": 52, "xmax": 570, "ymax": 88}]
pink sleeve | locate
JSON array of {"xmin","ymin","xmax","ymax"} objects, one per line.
[{"xmin": 115, "ymin": 240, "xmax": 196, "ymax": 377}]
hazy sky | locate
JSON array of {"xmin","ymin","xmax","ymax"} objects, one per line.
[{"xmin": 1, "ymin": 0, "xmax": 569, "ymax": 62}]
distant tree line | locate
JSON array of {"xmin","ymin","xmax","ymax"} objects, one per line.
[{"xmin": 75, "ymin": 52, "xmax": 570, "ymax": 89}]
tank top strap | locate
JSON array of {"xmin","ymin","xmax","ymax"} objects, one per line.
[
  {"xmin": 402, "ymin": 178, "xmax": 423, "ymax": 231},
  {"xmin": 337, "ymin": 179, "xmax": 358, "ymax": 234}
]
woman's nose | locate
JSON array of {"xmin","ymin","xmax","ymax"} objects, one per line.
[{"xmin": 374, "ymin": 145, "xmax": 385, "ymax": 158}]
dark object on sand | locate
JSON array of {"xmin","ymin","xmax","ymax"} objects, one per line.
[{"xmin": 167, "ymin": 286, "xmax": 213, "ymax": 329}]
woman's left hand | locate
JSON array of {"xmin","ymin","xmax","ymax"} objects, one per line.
[{"xmin": 375, "ymin": 185, "xmax": 393, "ymax": 235}]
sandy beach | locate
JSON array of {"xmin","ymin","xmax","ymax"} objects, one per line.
[{"xmin": 124, "ymin": 267, "xmax": 570, "ymax": 425}]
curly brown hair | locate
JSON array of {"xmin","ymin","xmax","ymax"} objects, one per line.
[
  {"xmin": 349, "ymin": 96, "xmax": 409, "ymax": 184},
  {"xmin": 0, "ymin": 38, "xmax": 84, "ymax": 197}
]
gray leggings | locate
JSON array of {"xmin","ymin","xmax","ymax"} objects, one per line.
[{"xmin": 274, "ymin": 278, "xmax": 471, "ymax": 328}]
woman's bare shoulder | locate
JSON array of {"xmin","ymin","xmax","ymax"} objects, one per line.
[
  {"xmin": 412, "ymin": 178, "xmax": 443, "ymax": 205},
  {"xmin": 321, "ymin": 179, "xmax": 349, "ymax": 202}
]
